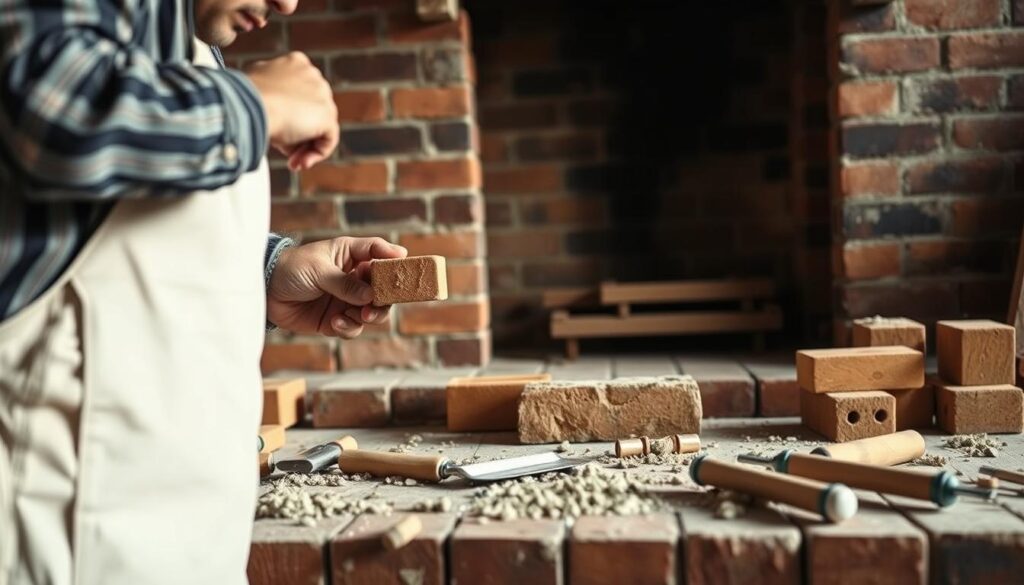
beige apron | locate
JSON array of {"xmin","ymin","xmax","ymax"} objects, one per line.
[{"xmin": 0, "ymin": 41, "xmax": 268, "ymax": 585}]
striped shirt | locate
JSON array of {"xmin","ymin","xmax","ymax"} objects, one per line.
[{"xmin": 0, "ymin": 0, "xmax": 278, "ymax": 320}]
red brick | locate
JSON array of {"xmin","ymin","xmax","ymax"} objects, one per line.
[
  {"xmin": 483, "ymin": 165, "xmax": 563, "ymax": 194},
  {"xmin": 910, "ymin": 76, "xmax": 1001, "ymax": 113},
  {"xmin": 838, "ymin": 2, "xmax": 896, "ymax": 33},
  {"xmin": 570, "ymin": 515, "xmax": 679, "ymax": 585},
  {"xmin": 398, "ymin": 301, "xmax": 489, "ymax": 334},
  {"xmin": 451, "ymin": 519, "xmax": 565, "ymax": 585},
  {"xmin": 479, "ymin": 103, "xmax": 559, "ymax": 130},
  {"xmin": 487, "ymin": 230, "xmax": 563, "ymax": 259},
  {"xmin": 300, "ymin": 162, "xmax": 388, "ymax": 195},
  {"xmin": 249, "ymin": 518, "xmax": 350, "ymax": 585},
  {"xmin": 906, "ymin": 157, "xmax": 1004, "ymax": 194},
  {"xmin": 476, "ymin": 37, "xmax": 558, "ymax": 67},
  {"xmin": 288, "ymin": 16, "xmax": 377, "ymax": 51},
  {"xmin": 339, "ymin": 336, "xmax": 429, "ymax": 370},
  {"xmin": 331, "ymin": 514, "xmax": 455, "ymax": 585},
  {"xmin": 520, "ymin": 198, "xmax": 605, "ymax": 225},
  {"xmin": 391, "ymin": 87, "xmax": 471, "ymax": 119},
  {"xmin": 488, "ymin": 264, "xmax": 518, "ymax": 292},
  {"xmin": 270, "ymin": 200, "xmax": 340, "ymax": 232},
  {"xmin": 434, "ymin": 194, "xmax": 482, "ymax": 224},
  {"xmin": 226, "ymin": 21, "xmax": 284, "ymax": 54},
  {"xmin": 838, "ymin": 81, "xmax": 898, "ymax": 118},
  {"xmin": 261, "ymin": 342, "xmax": 336, "ymax": 373},
  {"xmin": 331, "ymin": 52, "xmax": 418, "ymax": 83},
  {"xmin": 905, "ymin": 0, "xmax": 1001, "ymax": 30},
  {"xmin": 841, "ymin": 242, "xmax": 901, "ymax": 280},
  {"xmin": 345, "ymin": 198, "xmax": 427, "ymax": 225},
  {"xmin": 311, "ymin": 373, "xmax": 398, "ymax": 427},
  {"xmin": 843, "ymin": 38, "xmax": 940, "ymax": 74},
  {"xmin": 953, "ymin": 118, "xmax": 1024, "ymax": 151},
  {"xmin": 515, "ymin": 134, "xmax": 600, "ymax": 161},
  {"xmin": 333, "ymin": 91, "xmax": 386, "ymax": 123},
  {"xmin": 841, "ymin": 163, "xmax": 901, "ymax": 197},
  {"xmin": 399, "ymin": 231, "xmax": 482, "ymax": 259},
  {"xmin": 437, "ymin": 333, "xmax": 492, "ymax": 367},
  {"xmin": 485, "ymin": 199, "xmax": 513, "ymax": 227},
  {"xmin": 397, "ymin": 158, "xmax": 481, "ymax": 190},
  {"xmin": 479, "ymin": 134, "xmax": 508, "ymax": 163},
  {"xmin": 446, "ymin": 262, "xmax": 485, "ymax": 296},
  {"xmin": 1009, "ymin": 75, "xmax": 1024, "ymax": 110},
  {"xmin": 387, "ymin": 10, "xmax": 470, "ymax": 44},
  {"xmin": 679, "ymin": 359, "xmax": 756, "ymax": 418},
  {"xmin": 906, "ymin": 239, "xmax": 1006, "ymax": 276},
  {"xmin": 746, "ymin": 363, "xmax": 801, "ymax": 417},
  {"xmin": 842, "ymin": 282, "xmax": 959, "ymax": 320},
  {"xmin": 951, "ymin": 197, "xmax": 1024, "ymax": 236},
  {"xmin": 949, "ymin": 32, "xmax": 1024, "ymax": 69}
]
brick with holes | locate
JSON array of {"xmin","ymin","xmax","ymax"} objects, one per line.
[{"xmin": 801, "ymin": 390, "xmax": 896, "ymax": 442}]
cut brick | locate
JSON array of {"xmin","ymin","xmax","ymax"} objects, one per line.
[
  {"xmin": 248, "ymin": 517, "xmax": 352, "ymax": 585},
  {"xmin": 330, "ymin": 513, "xmax": 456, "ymax": 585},
  {"xmin": 936, "ymin": 320, "xmax": 1015, "ymax": 386},
  {"xmin": 678, "ymin": 358, "xmax": 756, "ymax": 418},
  {"xmin": 262, "ymin": 378, "xmax": 307, "ymax": 428},
  {"xmin": 745, "ymin": 361, "xmax": 801, "ymax": 417},
  {"xmin": 851, "ymin": 317, "xmax": 927, "ymax": 353},
  {"xmin": 888, "ymin": 381, "xmax": 935, "ymax": 431},
  {"xmin": 450, "ymin": 518, "xmax": 565, "ymax": 585},
  {"xmin": 570, "ymin": 514, "xmax": 679, "ymax": 585},
  {"xmin": 370, "ymin": 255, "xmax": 448, "ymax": 306},
  {"xmin": 391, "ymin": 368, "xmax": 477, "ymax": 424},
  {"xmin": 310, "ymin": 372, "xmax": 402, "ymax": 428},
  {"xmin": 517, "ymin": 375, "xmax": 702, "ymax": 444},
  {"xmin": 796, "ymin": 347, "xmax": 924, "ymax": 393},
  {"xmin": 447, "ymin": 373, "xmax": 551, "ymax": 431},
  {"xmin": 936, "ymin": 383, "xmax": 1024, "ymax": 434},
  {"xmin": 801, "ymin": 390, "xmax": 896, "ymax": 442}
]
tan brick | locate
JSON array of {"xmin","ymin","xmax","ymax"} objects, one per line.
[
  {"xmin": 518, "ymin": 376, "xmax": 702, "ymax": 444},
  {"xmin": 888, "ymin": 382, "xmax": 935, "ymax": 431},
  {"xmin": 570, "ymin": 515, "xmax": 679, "ymax": 585},
  {"xmin": 310, "ymin": 373, "xmax": 400, "ymax": 428},
  {"xmin": 801, "ymin": 390, "xmax": 896, "ymax": 442},
  {"xmin": 398, "ymin": 300, "xmax": 489, "ymax": 335},
  {"xmin": 450, "ymin": 518, "xmax": 565, "ymax": 585},
  {"xmin": 937, "ymin": 320, "xmax": 1016, "ymax": 385},
  {"xmin": 936, "ymin": 383, "xmax": 1024, "ymax": 434},
  {"xmin": 447, "ymin": 373, "xmax": 551, "ymax": 431},
  {"xmin": 262, "ymin": 378, "xmax": 307, "ymax": 428},
  {"xmin": 797, "ymin": 347, "xmax": 924, "ymax": 393},
  {"xmin": 248, "ymin": 517, "xmax": 351, "ymax": 585},
  {"xmin": 446, "ymin": 262, "xmax": 485, "ymax": 296},
  {"xmin": 330, "ymin": 513, "xmax": 455, "ymax": 585},
  {"xmin": 838, "ymin": 81, "xmax": 898, "ymax": 118},
  {"xmin": 369, "ymin": 255, "xmax": 448, "ymax": 306},
  {"xmin": 852, "ymin": 317, "xmax": 927, "ymax": 353}
]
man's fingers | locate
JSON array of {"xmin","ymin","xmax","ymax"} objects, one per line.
[
  {"xmin": 318, "ymin": 267, "xmax": 374, "ymax": 305},
  {"xmin": 361, "ymin": 304, "xmax": 389, "ymax": 323},
  {"xmin": 344, "ymin": 237, "xmax": 407, "ymax": 265}
]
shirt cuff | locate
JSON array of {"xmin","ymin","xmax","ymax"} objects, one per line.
[
  {"xmin": 265, "ymin": 233, "xmax": 295, "ymax": 331},
  {"xmin": 203, "ymin": 67, "xmax": 269, "ymax": 176}
]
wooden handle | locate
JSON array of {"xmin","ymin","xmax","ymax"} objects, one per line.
[
  {"xmin": 258, "ymin": 425, "xmax": 285, "ymax": 454},
  {"xmin": 979, "ymin": 466, "xmax": 1024, "ymax": 486},
  {"xmin": 259, "ymin": 452, "xmax": 275, "ymax": 478},
  {"xmin": 815, "ymin": 430, "xmax": 925, "ymax": 466},
  {"xmin": 332, "ymin": 435, "xmax": 358, "ymax": 451},
  {"xmin": 337, "ymin": 450, "xmax": 445, "ymax": 482},
  {"xmin": 788, "ymin": 454, "xmax": 934, "ymax": 501}
]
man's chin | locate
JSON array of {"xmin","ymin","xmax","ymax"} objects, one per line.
[{"xmin": 199, "ymin": 25, "xmax": 238, "ymax": 48}]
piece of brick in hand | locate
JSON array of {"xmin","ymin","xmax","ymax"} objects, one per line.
[{"xmin": 370, "ymin": 255, "xmax": 448, "ymax": 306}]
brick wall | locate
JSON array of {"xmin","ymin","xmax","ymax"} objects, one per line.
[
  {"xmin": 831, "ymin": 0, "xmax": 1024, "ymax": 344},
  {"xmin": 225, "ymin": 0, "xmax": 490, "ymax": 371}
]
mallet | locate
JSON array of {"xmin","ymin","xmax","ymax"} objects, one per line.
[{"xmin": 810, "ymin": 430, "xmax": 926, "ymax": 466}]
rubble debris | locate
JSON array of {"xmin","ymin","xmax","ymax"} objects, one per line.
[
  {"xmin": 411, "ymin": 497, "xmax": 454, "ymax": 513},
  {"xmin": 910, "ymin": 453, "xmax": 949, "ymax": 467},
  {"xmin": 943, "ymin": 434, "xmax": 1005, "ymax": 457},
  {"xmin": 256, "ymin": 483, "xmax": 393, "ymax": 525},
  {"xmin": 391, "ymin": 433, "xmax": 425, "ymax": 453}
]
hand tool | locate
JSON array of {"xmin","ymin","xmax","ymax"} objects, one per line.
[
  {"xmin": 810, "ymin": 430, "xmax": 925, "ymax": 466},
  {"xmin": 690, "ymin": 455, "xmax": 857, "ymax": 523},
  {"xmin": 979, "ymin": 465, "xmax": 1024, "ymax": 487},
  {"xmin": 615, "ymin": 434, "xmax": 700, "ymax": 458},
  {"xmin": 258, "ymin": 424, "xmax": 286, "ymax": 454},
  {"xmin": 276, "ymin": 435, "xmax": 358, "ymax": 473},
  {"xmin": 382, "ymin": 516, "xmax": 423, "ymax": 551},
  {"xmin": 337, "ymin": 449, "xmax": 592, "ymax": 483},
  {"xmin": 738, "ymin": 450, "xmax": 995, "ymax": 507},
  {"xmin": 259, "ymin": 452, "xmax": 275, "ymax": 478}
]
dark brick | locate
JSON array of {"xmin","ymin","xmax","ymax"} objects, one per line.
[
  {"xmin": 844, "ymin": 202, "xmax": 944, "ymax": 239},
  {"xmin": 565, "ymin": 229, "xmax": 647, "ymax": 255},
  {"xmin": 516, "ymin": 134, "xmax": 599, "ymax": 162},
  {"xmin": 345, "ymin": 198, "xmax": 427, "ymax": 224},
  {"xmin": 485, "ymin": 200, "xmax": 513, "ymax": 226},
  {"xmin": 565, "ymin": 164, "xmax": 632, "ymax": 191},
  {"xmin": 341, "ymin": 126, "xmax": 422, "ymax": 156},
  {"xmin": 707, "ymin": 124, "xmax": 788, "ymax": 152},
  {"xmin": 1009, "ymin": 76, "xmax": 1024, "ymax": 110},
  {"xmin": 842, "ymin": 123, "xmax": 941, "ymax": 159},
  {"xmin": 437, "ymin": 335, "xmax": 491, "ymax": 367},
  {"xmin": 479, "ymin": 103, "xmax": 559, "ymax": 130},
  {"xmin": 911, "ymin": 77, "xmax": 1001, "ymax": 113},
  {"xmin": 842, "ymin": 282, "xmax": 959, "ymax": 320},
  {"xmin": 1017, "ymin": 0, "xmax": 1024, "ymax": 25},
  {"xmin": 512, "ymin": 68, "xmax": 594, "ymax": 96},
  {"xmin": 331, "ymin": 53, "xmax": 417, "ymax": 83},
  {"xmin": 907, "ymin": 158, "xmax": 1006, "ymax": 194},
  {"xmin": 953, "ymin": 118, "xmax": 1024, "ymax": 151},
  {"xmin": 566, "ymin": 98, "xmax": 619, "ymax": 127},
  {"xmin": 951, "ymin": 197, "xmax": 1024, "ymax": 236},
  {"xmin": 838, "ymin": 2, "xmax": 896, "ymax": 34},
  {"xmin": 905, "ymin": 240, "xmax": 1008, "ymax": 276},
  {"xmin": 422, "ymin": 48, "xmax": 466, "ymax": 84},
  {"xmin": 961, "ymin": 278, "xmax": 1013, "ymax": 315},
  {"xmin": 270, "ymin": 167, "xmax": 292, "ymax": 198},
  {"xmin": 763, "ymin": 155, "xmax": 790, "ymax": 181},
  {"xmin": 435, "ymin": 194, "xmax": 481, "ymax": 225},
  {"xmin": 430, "ymin": 122, "xmax": 472, "ymax": 151}
]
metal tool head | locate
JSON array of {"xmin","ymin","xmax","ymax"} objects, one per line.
[
  {"xmin": 275, "ymin": 443, "xmax": 341, "ymax": 474},
  {"xmin": 446, "ymin": 451, "xmax": 593, "ymax": 483}
]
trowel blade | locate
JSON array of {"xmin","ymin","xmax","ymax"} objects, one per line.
[{"xmin": 451, "ymin": 451, "xmax": 594, "ymax": 482}]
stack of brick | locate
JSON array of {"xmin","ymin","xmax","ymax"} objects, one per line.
[
  {"xmin": 851, "ymin": 316, "xmax": 934, "ymax": 430},
  {"xmin": 797, "ymin": 346, "xmax": 924, "ymax": 442},
  {"xmin": 935, "ymin": 320, "xmax": 1024, "ymax": 434}
]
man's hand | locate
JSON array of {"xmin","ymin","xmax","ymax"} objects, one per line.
[
  {"xmin": 244, "ymin": 52, "xmax": 338, "ymax": 171},
  {"xmin": 267, "ymin": 237, "xmax": 408, "ymax": 338}
]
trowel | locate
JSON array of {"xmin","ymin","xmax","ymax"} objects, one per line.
[{"xmin": 337, "ymin": 449, "xmax": 593, "ymax": 483}]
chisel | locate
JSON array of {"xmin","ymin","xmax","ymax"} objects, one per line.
[
  {"xmin": 810, "ymin": 430, "xmax": 925, "ymax": 466},
  {"xmin": 275, "ymin": 435, "xmax": 358, "ymax": 473},
  {"xmin": 337, "ymin": 449, "xmax": 590, "ymax": 483}
]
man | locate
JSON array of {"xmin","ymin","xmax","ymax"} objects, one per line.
[{"xmin": 0, "ymin": 1, "xmax": 402, "ymax": 583}]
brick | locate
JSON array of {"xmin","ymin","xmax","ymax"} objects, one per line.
[
  {"xmin": 434, "ymin": 194, "xmax": 481, "ymax": 225},
  {"xmin": 330, "ymin": 513, "xmax": 455, "ymax": 585},
  {"xmin": 399, "ymin": 231, "xmax": 481, "ymax": 259},
  {"xmin": 905, "ymin": 239, "xmax": 1006, "ymax": 276},
  {"xmin": 852, "ymin": 317, "xmax": 927, "ymax": 353},
  {"xmin": 842, "ymin": 38, "xmax": 940, "ymax": 74},
  {"xmin": 445, "ymin": 262, "xmax": 484, "ymax": 296},
  {"xmin": 261, "ymin": 342, "xmax": 336, "ymax": 373},
  {"xmin": 801, "ymin": 390, "xmax": 896, "ymax": 442},
  {"xmin": 936, "ymin": 383, "xmax": 1024, "ymax": 434},
  {"xmin": 838, "ymin": 2, "xmax": 896, "ymax": 33},
  {"xmin": 397, "ymin": 158, "xmax": 481, "ymax": 190},
  {"xmin": 843, "ymin": 202, "xmax": 943, "ymax": 240},
  {"xmin": 566, "ymin": 98, "xmax": 619, "ymax": 126},
  {"xmin": 391, "ymin": 87, "xmax": 471, "ymax": 119},
  {"xmin": 340, "ymin": 126, "xmax": 422, "ymax": 156},
  {"xmin": 570, "ymin": 515, "xmax": 679, "ymax": 585},
  {"xmin": 300, "ymin": 162, "xmax": 388, "ymax": 196},
  {"xmin": 680, "ymin": 504, "xmax": 799, "ymax": 585},
  {"xmin": 340, "ymin": 336, "xmax": 429, "ymax": 370},
  {"xmin": 961, "ymin": 277, "xmax": 1012, "ymax": 315},
  {"xmin": 953, "ymin": 118, "xmax": 1024, "ymax": 151},
  {"xmin": 746, "ymin": 362, "xmax": 801, "ymax": 417},
  {"xmin": 479, "ymin": 134, "xmax": 508, "ymax": 163},
  {"xmin": 513, "ymin": 68, "xmax": 594, "ymax": 96},
  {"xmin": 446, "ymin": 373, "xmax": 551, "ymax": 431},
  {"xmin": 950, "ymin": 197, "xmax": 1024, "ymax": 237},
  {"xmin": 937, "ymin": 319, "xmax": 1016, "ymax": 385},
  {"xmin": 678, "ymin": 359, "xmax": 755, "ymax": 418},
  {"xmin": 949, "ymin": 32, "xmax": 1024, "ymax": 69},
  {"xmin": 398, "ymin": 300, "xmax": 489, "ymax": 335},
  {"xmin": 370, "ymin": 255, "xmax": 448, "ymax": 305},
  {"xmin": 249, "ymin": 518, "xmax": 351, "ymax": 585},
  {"xmin": 262, "ymin": 378, "xmax": 307, "ymax": 428},
  {"xmin": 227, "ymin": 21, "xmax": 284, "ymax": 54},
  {"xmin": 391, "ymin": 369, "xmax": 474, "ymax": 423},
  {"xmin": 797, "ymin": 346, "xmax": 924, "ymax": 393},
  {"xmin": 842, "ymin": 282, "xmax": 959, "ymax": 320},
  {"xmin": 520, "ymin": 198, "xmax": 605, "ymax": 225},
  {"xmin": 387, "ymin": 10, "xmax": 469, "ymax": 44},
  {"xmin": 437, "ymin": 333, "xmax": 491, "ymax": 367},
  {"xmin": 516, "ymin": 134, "xmax": 600, "ymax": 162},
  {"xmin": 518, "ymin": 375, "xmax": 701, "ymax": 443},
  {"xmin": 487, "ymin": 230, "xmax": 562, "ymax": 259},
  {"xmin": 841, "ymin": 243, "xmax": 901, "ymax": 280},
  {"xmin": 333, "ymin": 91, "xmax": 386, "ymax": 123},
  {"xmin": 842, "ymin": 122, "xmax": 940, "ymax": 159},
  {"xmin": 906, "ymin": 157, "xmax": 1004, "ymax": 194},
  {"xmin": 430, "ymin": 121, "xmax": 472, "ymax": 151},
  {"xmin": 332, "ymin": 52, "xmax": 418, "ymax": 83},
  {"xmin": 909, "ymin": 76, "xmax": 1001, "ymax": 113},
  {"xmin": 905, "ymin": 0, "xmax": 1001, "ymax": 30},
  {"xmin": 1009, "ymin": 75, "xmax": 1024, "ymax": 109},
  {"xmin": 422, "ymin": 47, "xmax": 468, "ymax": 84},
  {"xmin": 451, "ymin": 519, "xmax": 565, "ymax": 585},
  {"xmin": 840, "ymin": 163, "xmax": 901, "ymax": 197},
  {"xmin": 288, "ymin": 16, "xmax": 377, "ymax": 51},
  {"xmin": 483, "ymin": 165, "xmax": 563, "ymax": 194},
  {"xmin": 479, "ymin": 103, "xmax": 560, "ymax": 130},
  {"xmin": 888, "ymin": 380, "xmax": 935, "ymax": 431},
  {"xmin": 270, "ymin": 200, "xmax": 340, "ymax": 232},
  {"xmin": 345, "ymin": 198, "xmax": 426, "ymax": 225},
  {"xmin": 310, "ymin": 372, "xmax": 400, "ymax": 427},
  {"xmin": 838, "ymin": 81, "xmax": 898, "ymax": 118}
]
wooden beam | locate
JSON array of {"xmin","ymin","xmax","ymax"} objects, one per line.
[
  {"xmin": 550, "ymin": 307, "xmax": 783, "ymax": 339},
  {"xmin": 599, "ymin": 279, "xmax": 776, "ymax": 305}
]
